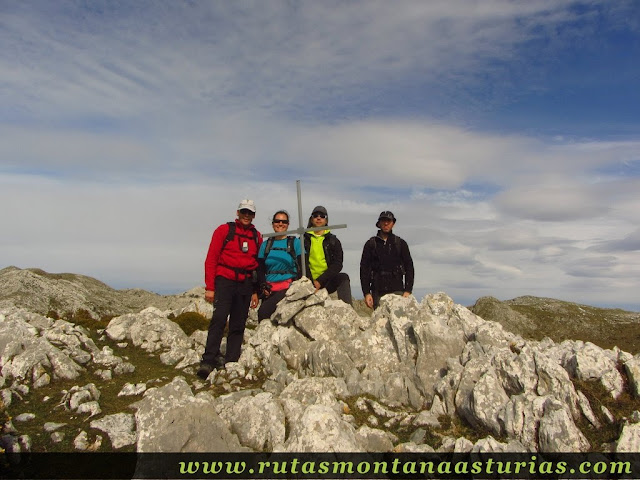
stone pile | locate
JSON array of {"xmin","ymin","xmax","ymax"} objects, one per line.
[{"xmin": 2, "ymin": 277, "xmax": 640, "ymax": 453}]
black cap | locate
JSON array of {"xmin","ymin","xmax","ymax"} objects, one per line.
[
  {"xmin": 376, "ymin": 211, "xmax": 396, "ymax": 228},
  {"xmin": 311, "ymin": 206, "xmax": 327, "ymax": 216}
]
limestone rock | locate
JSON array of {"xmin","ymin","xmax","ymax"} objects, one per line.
[
  {"xmin": 538, "ymin": 399, "xmax": 590, "ymax": 452},
  {"xmin": 131, "ymin": 376, "xmax": 247, "ymax": 452},
  {"xmin": 355, "ymin": 425, "xmax": 395, "ymax": 452},
  {"xmin": 223, "ymin": 392, "xmax": 286, "ymax": 451},
  {"xmin": 277, "ymin": 404, "xmax": 363, "ymax": 452},
  {"xmin": 90, "ymin": 413, "xmax": 137, "ymax": 449},
  {"xmin": 616, "ymin": 420, "xmax": 640, "ymax": 452}
]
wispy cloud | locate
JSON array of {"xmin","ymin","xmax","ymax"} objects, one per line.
[{"xmin": 1, "ymin": 0, "xmax": 639, "ymax": 310}]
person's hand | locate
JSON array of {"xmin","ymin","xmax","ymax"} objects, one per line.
[
  {"xmin": 365, "ymin": 294, "xmax": 374, "ymax": 309},
  {"xmin": 250, "ymin": 293, "xmax": 259, "ymax": 309},
  {"xmin": 205, "ymin": 290, "xmax": 215, "ymax": 303},
  {"xmin": 313, "ymin": 280, "xmax": 321, "ymax": 291},
  {"xmin": 402, "ymin": 292, "xmax": 411, "ymax": 298}
]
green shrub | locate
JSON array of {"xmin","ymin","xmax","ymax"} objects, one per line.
[
  {"xmin": 62, "ymin": 309, "xmax": 111, "ymax": 329},
  {"xmin": 68, "ymin": 308, "xmax": 94, "ymax": 326},
  {"xmin": 99, "ymin": 314, "xmax": 115, "ymax": 327},
  {"xmin": 172, "ymin": 311, "xmax": 209, "ymax": 336}
]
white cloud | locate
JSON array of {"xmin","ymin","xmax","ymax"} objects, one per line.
[
  {"xmin": 494, "ymin": 183, "xmax": 610, "ymax": 221},
  {"xmin": 592, "ymin": 228, "xmax": 640, "ymax": 253},
  {"xmin": 1, "ymin": 1, "xmax": 639, "ymax": 311}
]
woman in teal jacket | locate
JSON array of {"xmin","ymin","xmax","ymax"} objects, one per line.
[{"xmin": 257, "ymin": 210, "xmax": 302, "ymax": 320}]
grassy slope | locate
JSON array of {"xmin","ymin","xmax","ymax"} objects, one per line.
[{"xmin": 471, "ymin": 295, "xmax": 640, "ymax": 354}]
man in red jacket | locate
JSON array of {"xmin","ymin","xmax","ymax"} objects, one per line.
[{"xmin": 198, "ymin": 199, "xmax": 262, "ymax": 379}]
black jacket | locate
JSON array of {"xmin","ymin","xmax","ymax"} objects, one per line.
[
  {"xmin": 303, "ymin": 232, "xmax": 344, "ymax": 287},
  {"xmin": 360, "ymin": 231, "xmax": 414, "ymax": 296}
]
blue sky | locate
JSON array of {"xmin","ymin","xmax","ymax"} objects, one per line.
[{"xmin": 1, "ymin": 0, "xmax": 639, "ymax": 310}]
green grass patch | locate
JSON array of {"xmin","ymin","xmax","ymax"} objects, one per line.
[
  {"xmin": 4, "ymin": 328, "xmax": 185, "ymax": 452},
  {"xmin": 436, "ymin": 414, "xmax": 508, "ymax": 446},
  {"xmin": 572, "ymin": 373, "xmax": 638, "ymax": 451}
]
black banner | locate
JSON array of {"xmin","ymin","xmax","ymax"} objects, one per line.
[{"xmin": 2, "ymin": 452, "xmax": 639, "ymax": 479}]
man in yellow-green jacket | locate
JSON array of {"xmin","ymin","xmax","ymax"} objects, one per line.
[{"xmin": 303, "ymin": 206, "xmax": 352, "ymax": 305}]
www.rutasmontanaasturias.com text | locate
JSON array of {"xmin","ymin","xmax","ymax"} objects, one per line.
[{"xmin": 177, "ymin": 456, "xmax": 632, "ymax": 478}]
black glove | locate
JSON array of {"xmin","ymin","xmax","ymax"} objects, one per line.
[{"xmin": 259, "ymin": 282, "xmax": 272, "ymax": 299}]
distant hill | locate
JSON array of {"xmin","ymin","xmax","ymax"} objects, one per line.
[
  {"xmin": 0, "ymin": 266, "xmax": 201, "ymax": 319},
  {"xmin": 470, "ymin": 295, "xmax": 640, "ymax": 354}
]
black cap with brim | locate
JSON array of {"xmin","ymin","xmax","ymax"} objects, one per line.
[
  {"xmin": 376, "ymin": 210, "xmax": 396, "ymax": 228},
  {"xmin": 312, "ymin": 206, "xmax": 327, "ymax": 216}
]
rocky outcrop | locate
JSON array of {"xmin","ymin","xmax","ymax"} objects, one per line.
[
  {"xmin": 131, "ymin": 376, "xmax": 248, "ymax": 452},
  {"xmin": 2, "ymin": 275, "xmax": 640, "ymax": 454},
  {"xmin": 0, "ymin": 266, "xmax": 209, "ymax": 319},
  {"xmin": 105, "ymin": 307, "xmax": 202, "ymax": 368}
]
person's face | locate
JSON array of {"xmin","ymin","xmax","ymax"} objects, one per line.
[
  {"xmin": 237, "ymin": 209, "xmax": 255, "ymax": 226},
  {"xmin": 379, "ymin": 218, "xmax": 394, "ymax": 233},
  {"xmin": 311, "ymin": 212, "xmax": 327, "ymax": 227},
  {"xmin": 272, "ymin": 214, "xmax": 289, "ymax": 234}
]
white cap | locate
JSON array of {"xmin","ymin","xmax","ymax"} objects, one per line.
[{"xmin": 238, "ymin": 199, "xmax": 256, "ymax": 213}]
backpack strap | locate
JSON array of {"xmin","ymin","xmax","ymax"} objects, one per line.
[
  {"xmin": 219, "ymin": 222, "xmax": 260, "ymax": 280},
  {"xmin": 263, "ymin": 236, "xmax": 275, "ymax": 258},
  {"xmin": 286, "ymin": 236, "xmax": 297, "ymax": 274},
  {"xmin": 394, "ymin": 235, "xmax": 405, "ymax": 274},
  {"xmin": 222, "ymin": 222, "xmax": 259, "ymax": 252},
  {"xmin": 263, "ymin": 235, "xmax": 298, "ymax": 276},
  {"xmin": 222, "ymin": 222, "xmax": 236, "ymax": 250}
]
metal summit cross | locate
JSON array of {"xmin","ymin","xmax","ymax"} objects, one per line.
[{"xmin": 262, "ymin": 180, "xmax": 347, "ymax": 278}]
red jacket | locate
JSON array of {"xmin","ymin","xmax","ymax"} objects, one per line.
[{"xmin": 204, "ymin": 220, "xmax": 262, "ymax": 291}]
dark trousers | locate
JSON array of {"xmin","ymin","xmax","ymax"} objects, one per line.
[
  {"xmin": 202, "ymin": 276, "xmax": 252, "ymax": 364},
  {"xmin": 324, "ymin": 272, "xmax": 352, "ymax": 305},
  {"xmin": 257, "ymin": 289, "xmax": 287, "ymax": 320}
]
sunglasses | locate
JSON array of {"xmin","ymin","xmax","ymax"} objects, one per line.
[
  {"xmin": 273, "ymin": 219, "xmax": 289, "ymax": 224},
  {"xmin": 312, "ymin": 213, "xmax": 326, "ymax": 219},
  {"xmin": 239, "ymin": 209, "xmax": 255, "ymax": 216}
]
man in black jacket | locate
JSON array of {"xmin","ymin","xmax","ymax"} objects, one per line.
[
  {"xmin": 360, "ymin": 211, "xmax": 414, "ymax": 309},
  {"xmin": 303, "ymin": 206, "xmax": 352, "ymax": 305}
]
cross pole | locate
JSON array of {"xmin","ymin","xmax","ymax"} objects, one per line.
[{"xmin": 262, "ymin": 180, "xmax": 347, "ymax": 278}]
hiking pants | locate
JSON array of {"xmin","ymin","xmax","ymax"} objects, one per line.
[
  {"xmin": 257, "ymin": 289, "xmax": 287, "ymax": 321},
  {"xmin": 324, "ymin": 272, "xmax": 353, "ymax": 305},
  {"xmin": 202, "ymin": 276, "xmax": 253, "ymax": 365}
]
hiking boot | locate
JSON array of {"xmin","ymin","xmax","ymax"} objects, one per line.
[
  {"xmin": 213, "ymin": 355, "xmax": 226, "ymax": 369},
  {"xmin": 196, "ymin": 362, "xmax": 215, "ymax": 380}
]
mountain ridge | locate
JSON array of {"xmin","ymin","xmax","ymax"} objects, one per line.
[
  {"xmin": 3, "ymin": 266, "xmax": 639, "ymax": 353},
  {"xmin": 0, "ymin": 266, "xmax": 202, "ymax": 319}
]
